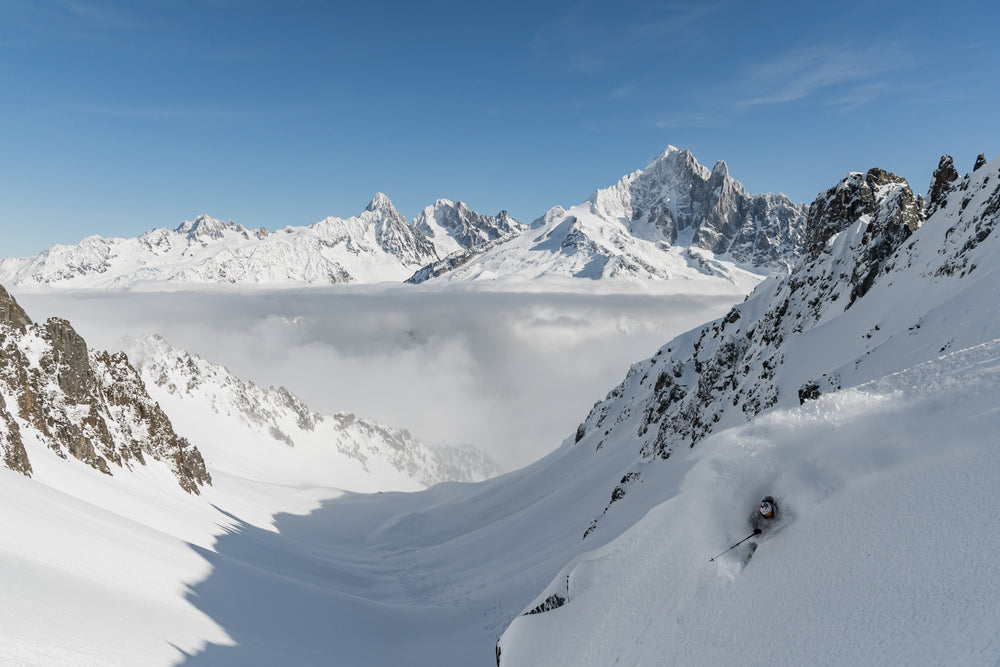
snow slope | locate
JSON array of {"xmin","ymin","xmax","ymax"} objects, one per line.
[
  {"xmin": 159, "ymin": 155, "xmax": 1000, "ymax": 667},
  {"xmin": 500, "ymin": 343, "xmax": 1000, "ymax": 665}
]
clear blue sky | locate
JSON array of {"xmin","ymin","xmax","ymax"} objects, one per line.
[{"xmin": 2, "ymin": 0, "xmax": 998, "ymax": 256}]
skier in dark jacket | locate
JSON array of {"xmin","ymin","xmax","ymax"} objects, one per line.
[
  {"xmin": 746, "ymin": 496, "xmax": 779, "ymax": 560},
  {"xmin": 750, "ymin": 496, "xmax": 779, "ymax": 534}
]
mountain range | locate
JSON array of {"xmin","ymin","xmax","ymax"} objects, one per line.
[
  {"xmin": 417, "ymin": 146, "xmax": 806, "ymax": 285},
  {"xmin": 0, "ymin": 147, "xmax": 804, "ymax": 290}
]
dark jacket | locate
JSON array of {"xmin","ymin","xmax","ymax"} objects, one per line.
[{"xmin": 749, "ymin": 496, "xmax": 780, "ymax": 533}]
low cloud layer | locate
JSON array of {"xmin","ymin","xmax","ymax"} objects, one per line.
[{"xmin": 15, "ymin": 285, "xmax": 744, "ymax": 471}]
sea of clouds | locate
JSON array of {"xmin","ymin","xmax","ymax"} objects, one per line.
[{"xmin": 15, "ymin": 283, "xmax": 747, "ymax": 470}]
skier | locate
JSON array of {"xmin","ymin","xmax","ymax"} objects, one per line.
[
  {"xmin": 708, "ymin": 495, "xmax": 782, "ymax": 562},
  {"xmin": 750, "ymin": 496, "xmax": 779, "ymax": 533},
  {"xmin": 746, "ymin": 496, "xmax": 779, "ymax": 560}
]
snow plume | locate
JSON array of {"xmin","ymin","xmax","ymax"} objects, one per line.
[{"xmin": 12, "ymin": 283, "xmax": 746, "ymax": 470}]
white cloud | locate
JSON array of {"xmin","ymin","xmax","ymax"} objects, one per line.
[
  {"xmin": 735, "ymin": 45, "xmax": 909, "ymax": 109},
  {"xmin": 14, "ymin": 285, "xmax": 743, "ymax": 471}
]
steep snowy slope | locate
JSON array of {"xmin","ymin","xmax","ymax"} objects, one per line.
[
  {"xmin": 426, "ymin": 146, "xmax": 806, "ymax": 286},
  {"xmin": 0, "ymin": 195, "xmax": 522, "ymax": 289},
  {"xmin": 500, "ymin": 343, "xmax": 1000, "ymax": 666},
  {"xmin": 497, "ymin": 153, "xmax": 1000, "ymax": 662},
  {"xmin": 123, "ymin": 334, "xmax": 500, "ymax": 490}
]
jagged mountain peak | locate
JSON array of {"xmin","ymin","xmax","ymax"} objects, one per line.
[
  {"xmin": 411, "ymin": 197, "xmax": 525, "ymax": 260},
  {"xmin": 174, "ymin": 214, "xmax": 246, "ymax": 240},
  {"xmin": 365, "ymin": 191, "xmax": 397, "ymax": 214}
]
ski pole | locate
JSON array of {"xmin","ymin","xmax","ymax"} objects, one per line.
[{"xmin": 708, "ymin": 529, "xmax": 760, "ymax": 562}]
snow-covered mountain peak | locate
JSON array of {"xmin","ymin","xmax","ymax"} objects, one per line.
[
  {"xmin": 174, "ymin": 214, "xmax": 249, "ymax": 241},
  {"xmin": 364, "ymin": 191, "xmax": 400, "ymax": 217},
  {"xmin": 417, "ymin": 146, "xmax": 807, "ymax": 286},
  {"xmin": 710, "ymin": 159, "xmax": 729, "ymax": 179},
  {"xmin": 412, "ymin": 198, "xmax": 525, "ymax": 258}
]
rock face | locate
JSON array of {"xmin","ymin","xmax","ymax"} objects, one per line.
[
  {"xmin": 926, "ymin": 155, "xmax": 960, "ymax": 217},
  {"xmin": 0, "ymin": 286, "xmax": 210, "ymax": 492},
  {"xmin": 407, "ymin": 200, "xmax": 526, "ymax": 284},
  {"xmin": 414, "ymin": 199, "xmax": 525, "ymax": 256},
  {"xmin": 802, "ymin": 168, "xmax": 924, "ymax": 306},
  {"xmin": 588, "ymin": 147, "xmax": 807, "ymax": 268}
]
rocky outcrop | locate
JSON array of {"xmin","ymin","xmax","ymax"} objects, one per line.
[
  {"xmin": 800, "ymin": 168, "xmax": 924, "ymax": 306},
  {"xmin": 0, "ymin": 285, "xmax": 31, "ymax": 330},
  {"xmin": 0, "ymin": 288, "xmax": 210, "ymax": 492},
  {"xmin": 926, "ymin": 155, "xmax": 960, "ymax": 217}
]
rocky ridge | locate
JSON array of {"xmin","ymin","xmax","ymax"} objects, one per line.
[
  {"xmin": 407, "ymin": 200, "xmax": 526, "ymax": 283},
  {"xmin": 124, "ymin": 334, "xmax": 502, "ymax": 487},
  {"xmin": 0, "ymin": 285, "xmax": 210, "ymax": 492}
]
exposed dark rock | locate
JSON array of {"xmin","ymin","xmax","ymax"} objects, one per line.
[
  {"xmin": 41, "ymin": 318, "xmax": 95, "ymax": 404},
  {"xmin": 798, "ymin": 381, "xmax": 822, "ymax": 404},
  {"xmin": 0, "ymin": 288, "xmax": 210, "ymax": 492},
  {"xmin": 927, "ymin": 155, "xmax": 960, "ymax": 217},
  {"xmin": 0, "ymin": 285, "xmax": 32, "ymax": 330},
  {"xmin": 974, "ymin": 153, "xmax": 987, "ymax": 171},
  {"xmin": 524, "ymin": 593, "xmax": 566, "ymax": 616},
  {"xmin": 0, "ymin": 391, "xmax": 30, "ymax": 475},
  {"xmin": 407, "ymin": 249, "xmax": 478, "ymax": 284}
]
